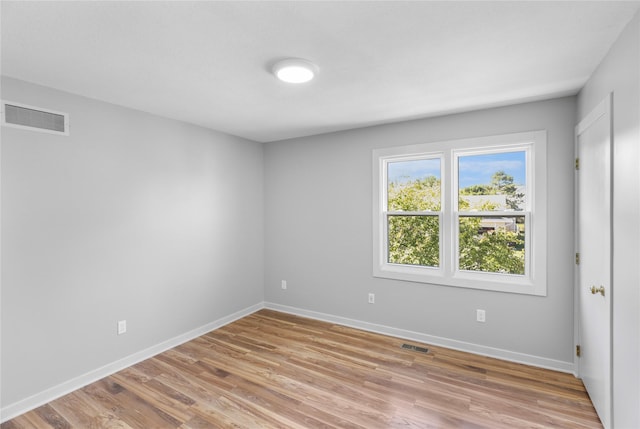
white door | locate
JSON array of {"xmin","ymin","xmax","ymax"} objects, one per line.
[{"xmin": 576, "ymin": 94, "xmax": 612, "ymax": 428}]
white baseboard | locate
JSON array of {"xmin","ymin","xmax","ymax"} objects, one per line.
[
  {"xmin": 2, "ymin": 300, "xmax": 575, "ymax": 423},
  {"xmin": 264, "ymin": 302, "xmax": 575, "ymax": 374},
  {"xmin": 0, "ymin": 302, "xmax": 263, "ymax": 423}
]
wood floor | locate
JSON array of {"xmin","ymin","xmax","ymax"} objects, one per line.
[{"xmin": 2, "ymin": 309, "xmax": 602, "ymax": 429}]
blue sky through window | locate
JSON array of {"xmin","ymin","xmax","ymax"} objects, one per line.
[
  {"xmin": 388, "ymin": 151, "xmax": 525, "ymax": 188},
  {"xmin": 387, "ymin": 158, "xmax": 440, "ymax": 184},
  {"xmin": 458, "ymin": 151, "xmax": 525, "ymax": 188}
]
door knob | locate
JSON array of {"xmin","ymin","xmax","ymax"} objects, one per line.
[{"xmin": 590, "ymin": 286, "xmax": 605, "ymax": 296}]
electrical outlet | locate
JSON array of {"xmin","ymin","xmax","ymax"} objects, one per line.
[
  {"xmin": 368, "ymin": 293, "xmax": 375, "ymax": 304},
  {"xmin": 281, "ymin": 280, "xmax": 287, "ymax": 290},
  {"xmin": 476, "ymin": 309, "xmax": 486, "ymax": 323},
  {"xmin": 118, "ymin": 320, "xmax": 127, "ymax": 335}
]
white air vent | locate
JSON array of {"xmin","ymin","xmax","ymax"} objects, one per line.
[{"xmin": 1, "ymin": 100, "xmax": 69, "ymax": 136}]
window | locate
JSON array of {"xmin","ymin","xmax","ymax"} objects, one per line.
[{"xmin": 373, "ymin": 131, "xmax": 547, "ymax": 295}]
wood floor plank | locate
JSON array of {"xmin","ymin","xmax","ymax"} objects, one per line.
[
  {"xmin": 1, "ymin": 310, "xmax": 603, "ymax": 428},
  {"xmin": 48, "ymin": 391, "xmax": 103, "ymax": 429},
  {"xmin": 8, "ymin": 411, "xmax": 53, "ymax": 429},
  {"xmin": 91, "ymin": 413, "xmax": 135, "ymax": 429}
]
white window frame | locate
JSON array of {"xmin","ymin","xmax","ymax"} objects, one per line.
[{"xmin": 373, "ymin": 130, "xmax": 547, "ymax": 296}]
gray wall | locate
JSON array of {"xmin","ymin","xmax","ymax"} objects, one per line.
[
  {"xmin": 578, "ymin": 11, "xmax": 640, "ymax": 429},
  {"xmin": 1, "ymin": 77, "xmax": 264, "ymax": 406},
  {"xmin": 265, "ymin": 97, "xmax": 576, "ymax": 365}
]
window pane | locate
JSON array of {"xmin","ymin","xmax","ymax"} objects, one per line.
[
  {"xmin": 458, "ymin": 151, "xmax": 526, "ymax": 211},
  {"xmin": 388, "ymin": 215, "xmax": 439, "ymax": 267},
  {"xmin": 387, "ymin": 158, "xmax": 441, "ymax": 211},
  {"xmin": 458, "ymin": 215, "xmax": 525, "ymax": 275}
]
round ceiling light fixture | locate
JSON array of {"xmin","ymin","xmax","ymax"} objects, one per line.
[{"xmin": 272, "ymin": 58, "xmax": 318, "ymax": 83}]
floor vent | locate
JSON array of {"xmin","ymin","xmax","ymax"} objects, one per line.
[
  {"xmin": 401, "ymin": 343, "xmax": 429, "ymax": 353},
  {"xmin": 1, "ymin": 100, "xmax": 69, "ymax": 135}
]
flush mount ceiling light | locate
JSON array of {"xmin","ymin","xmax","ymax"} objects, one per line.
[{"xmin": 272, "ymin": 58, "xmax": 318, "ymax": 83}]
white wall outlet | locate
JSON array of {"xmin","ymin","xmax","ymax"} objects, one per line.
[
  {"xmin": 476, "ymin": 309, "xmax": 486, "ymax": 323},
  {"xmin": 117, "ymin": 320, "xmax": 127, "ymax": 335},
  {"xmin": 281, "ymin": 280, "xmax": 287, "ymax": 290},
  {"xmin": 368, "ymin": 293, "xmax": 375, "ymax": 304}
]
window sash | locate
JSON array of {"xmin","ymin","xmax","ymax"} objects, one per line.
[
  {"xmin": 384, "ymin": 213, "xmax": 442, "ymax": 268},
  {"xmin": 383, "ymin": 155, "xmax": 443, "ymax": 212},
  {"xmin": 454, "ymin": 212, "xmax": 530, "ymax": 277},
  {"xmin": 454, "ymin": 146, "xmax": 531, "ymax": 213}
]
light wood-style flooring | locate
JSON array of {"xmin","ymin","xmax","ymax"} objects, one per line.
[{"xmin": 2, "ymin": 309, "xmax": 602, "ymax": 428}]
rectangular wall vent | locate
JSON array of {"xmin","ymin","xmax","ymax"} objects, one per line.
[{"xmin": 1, "ymin": 100, "xmax": 69, "ymax": 135}]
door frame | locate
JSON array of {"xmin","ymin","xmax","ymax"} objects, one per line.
[{"xmin": 574, "ymin": 92, "xmax": 613, "ymax": 425}]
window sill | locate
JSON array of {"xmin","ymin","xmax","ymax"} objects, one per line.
[{"xmin": 373, "ymin": 264, "xmax": 546, "ymax": 296}]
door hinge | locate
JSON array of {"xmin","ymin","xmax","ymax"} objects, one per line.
[
  {"xmin": 576, "ymin": 345, "xmax": 581, "ymax": 357},
  {"xmin": 575, "ymin": 158, "xmax": 580, "ymax": 170},
  {"xmin": 575, "ymin": 252, "xmax": 580, "ymax": 265}
]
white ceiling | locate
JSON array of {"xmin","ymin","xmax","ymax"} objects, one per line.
[{"xmin": 2, "ymin": 1, "xmax": 639, "ymax": 142}]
